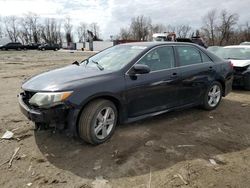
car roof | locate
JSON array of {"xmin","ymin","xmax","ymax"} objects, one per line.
[
  {"xmin": 120, "ymin": 41, "xmax": 198, "ymax": 48},
  {"xmin": 224, "ymin": 45, "xmax": 250, "ymax": 49}
]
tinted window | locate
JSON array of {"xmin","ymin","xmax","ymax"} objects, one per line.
[
  {"xmin": 201, "ymin": 51, "xmax": 212, "ymax": 62},
  {"xmin": 176, "ymin": 46, "xmax": 202, "ymax": 66},
  {"xmin": 138, "ymin": 46, "xmax": 175, "ymax": 71}
]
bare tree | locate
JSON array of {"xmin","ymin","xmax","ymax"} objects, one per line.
[
  {"xmin": 165, "ymin": 25, "xmax": 176, "ymax": 33},
  {"xmin": 242, "ymin": 22, "xmax": 250, "ymax": 41},
  {"xmin": 129, "ymin": 15, "xmax": 151, "ymax": 41},
  {"xmin": 148, "ymin": 23, "xmax": 167, "ymax": 40},
  {"xmin": 64, "ymin": 17, "xmax": 73, "ymax": 45},
  {"xmin": 151, "ymin": 23, "xmax": 166, "ymax": 33},
  {"xmin": 26, "ymin": 13, "xmax": 40, "ymax": 43},
  {"xmin": 40, "ymin": 18, "xmax": 62, "ymax": 44},
  {"xmin": 89, "ymin": 22, "xmax": 100, "ymax": 39},
  {"xmin": 4, "ymin": 16, "xmax": 20, "ymax": 42},
  {"xmin": 202, "ymin": 9, "xmax": 217, "ymax": 46},
  {"xmin": 176, "ymin": 24, "xmax": 192, "ymax": 38},
  {"xmin": 77, "ymin": 22, "xmax": 87, "ymax": 42},
  {"xmin": 0, "ymin": 16, "xmax": 3, "ymax": 38},
  {"xmin": 119, "ymin": 27, "xmax": 131, "ymax": 40},
  {"xmin": 218, "ymin": 10, "xmax": 239, "ymax": 45}
]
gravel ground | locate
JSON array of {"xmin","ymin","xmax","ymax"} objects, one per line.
[{"xmin": 0, "ymin": 50, "xmax": 249, "ymax": 188}]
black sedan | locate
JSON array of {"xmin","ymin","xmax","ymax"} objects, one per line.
[
  {"xmin": 38, "ymin": 43, "xmax": 60, "ymax": 51},
  {"xmin": 18, "ymin": 42, "xmax": 234, "ymax": 145}
]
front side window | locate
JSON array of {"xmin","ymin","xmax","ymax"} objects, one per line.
[
  {"xmin": 176, "ymin": 46, "xmax": 202, "ymax": 66},
  {"xmin": 137, "ymin": 46, "xmax": 175, "ymax": 71}
]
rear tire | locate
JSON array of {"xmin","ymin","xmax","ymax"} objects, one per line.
[
  {"xmin": 78, "ymin": 99, "xmax": 117, "ymax": 145},
  {"xmin": 202, "ymin": 81, "xmax": 222, "ymax": 110}
]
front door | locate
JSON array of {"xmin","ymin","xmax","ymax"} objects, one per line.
[{"xmin": 125, "ymin": 46, "xmax": 181, "ymax": 117}]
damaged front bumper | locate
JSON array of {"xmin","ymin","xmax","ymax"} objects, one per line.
[
  {"xmin": 18, "ymin": 92, "xmax": 69, "ymax": 124},
  {"xmin": 233, "ymin": 66, "xmax": 250, "ymax": 88}
]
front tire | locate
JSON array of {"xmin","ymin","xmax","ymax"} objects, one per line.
[
  {"xmin": 78, "ymin": 99, "xmax": 117, "ymax": 145},
  {"xmin": 202, "ymin": 81, "xmax": 222, "ymax": 110}
]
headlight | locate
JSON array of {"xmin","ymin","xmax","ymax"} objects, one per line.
[{"xmin": 29, "ymin": 91, "xmax": 72, "ymax": 108}]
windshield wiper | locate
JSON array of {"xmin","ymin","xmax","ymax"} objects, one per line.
[{"xmin": 91, "ymin": 60, "xmax": 104, "ymax": 71}]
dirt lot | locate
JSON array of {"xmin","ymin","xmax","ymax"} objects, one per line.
[{"xmin": 0, "ymin": 50, "xmax": 250, "ymax": 188}]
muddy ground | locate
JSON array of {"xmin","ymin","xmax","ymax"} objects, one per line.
[{"xmin": 0, "ymin": 50, "xmax": 249, "ymax": 188}]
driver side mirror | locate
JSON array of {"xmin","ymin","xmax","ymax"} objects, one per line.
[{"xmin": 132, "ymin": 64, "xmax": 150, "ymax": 75}]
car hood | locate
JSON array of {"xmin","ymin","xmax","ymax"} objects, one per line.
[
  {"xmin": 230, "ymin": 59, "xmax": 250, "ymax": 67},
  {"xmin": 22, "ymin": 65, "xmax": 111, "ymax": 91}
]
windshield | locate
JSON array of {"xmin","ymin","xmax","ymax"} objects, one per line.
[
  {"xmin": 215, "ymin": 47, "xmax": 250, "ymax": 60},
  {"xmin": 82, "ymin": 45, "xmax": 147, "ymax": 71}
]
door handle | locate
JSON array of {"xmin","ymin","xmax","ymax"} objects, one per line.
[
  {"xmin": 209, "ymin": 66, "xmax": 213, "ymax": 71},
  {"xmin": 170, "ymin": 72, "xmax": 178, "ymax": 79}
]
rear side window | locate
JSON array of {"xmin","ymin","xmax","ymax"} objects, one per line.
[
  {"xmin": 176, "ymin": 46, "xmax": 202, "ymax": 66},
  {"xmin": 137, "ymin": 46, "xmax": 175, "ymax": 71}
]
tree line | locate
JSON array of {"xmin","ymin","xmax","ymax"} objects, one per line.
[
  {"xmin": 0, "ymin": 9, "xmax": 250, "ymax": 46},
  {"xmin": 118, "ymin": 9, "xmax": 250, "ymax": 46},
  {"xmin": 0, "ymin": 13, "xmax": 101, "ymax": 45}
]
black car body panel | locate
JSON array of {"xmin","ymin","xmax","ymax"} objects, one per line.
[
  {"xmin": 38, "ymin": 43, "xmax": 60, "ymax": 50},
  {"xmin": 0, "ymin": 42, "xmax": 41, "ymax": 50},
  {"xmin": 0, "ymin": 42, "xmax": 24, "ymax": 50},
  {"xmin": 18, "ymin": 42, "xmax": 234, "ymax": 135},
  {"xmin": 24, "ymin": 43, "xmax": 41, "ymax": 50}
]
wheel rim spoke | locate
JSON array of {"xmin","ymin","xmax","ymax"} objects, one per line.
[
  {"xmin": 208, "ymin": 97, "xmax": 213, "ymax": 105},
  {"xmin": 95, "ymin": 123, "xmax": 103, "ymax": 134},
  {"xmin": 215, "ymin": 91, "xmax": 220, "ymax": 97},
  {"xmin": 212, "ymin": 86, "xmax": 217, "ymax": 93},
  {"xmin": 97, "ymin": 113, "xmax": 104, "ymax": 122},
  {"xmin": 208, "ymin": 92, "xmax": 213, "ymax": 97},
  {"xmin": 104, "ymin": 108, "xmax": 111, "ymax": 121},
  {"xmin": 106, "ymin": 118, "xmax": 114, "ymax": 125},
  {"xmin": 102, "ymin": 126, "xmax": 108, "ymax": 137}
]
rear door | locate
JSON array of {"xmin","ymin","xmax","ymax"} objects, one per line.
[
  {"xmin": 125, "ymin": 46, "xmax": 181, "ymax": 117},
  {"xmin": 175, "ymin": 45, "xmax": 216, "ymax": 105}
]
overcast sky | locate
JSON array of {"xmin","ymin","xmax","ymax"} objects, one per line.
[{"xmin": 0, "ymin": 0, "xmax": 249, "ymax": 39}]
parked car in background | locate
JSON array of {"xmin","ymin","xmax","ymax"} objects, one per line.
[
  {"xmin": 0, "ymin": 42, "xmax": 24, "ymax": 50},
  {"xmin": 207, "ymin": 46, "xmax": 222, "ymax": 54},
  {"xmin": 19, "ymin": 42, "xmax": 233, "ymax": 145},
  {"xmin": 38, "ymin": 43, "xmax": 60, "ymax": 51},
  {"xmin": 215, "ymin": 45, "xmax": 250, "ymax": 90},
  {"xmin": 152, "ymin": 33, "xmax": 207, "ymax": 48},
  {"xmin": 240, "ymin": 42, "xmax": 250, "ymax": 45},
  {"xmin": 24, "ymin": 43, "xmax": 41, "ymax": 50}
]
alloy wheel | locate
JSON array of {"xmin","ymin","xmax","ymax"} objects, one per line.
[
  {"xmin": 94, "ymin": 107, "xmax": 115, "ymax": 140},
  {"xmin": 208, "ymin": 85, "xmax": 221, "ymax": 107}
]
